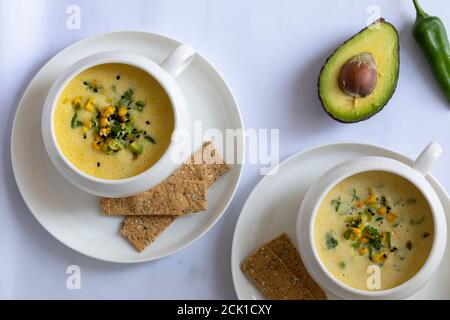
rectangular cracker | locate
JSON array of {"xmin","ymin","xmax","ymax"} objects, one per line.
[
  {"xmin": 120, "ymin": 216, "xmax": 176, "ymax": 252},
  {"xmin": 168, "ymin": 141, "xmax": 229, "ymax": 188},
  {"xmin": 117, "ymin": 141, "xmax": 229, "ymax": 252},
  {"xmin": 266, "ymin": 233, "xmax": 327, "ymax": 300},
  {"xmin": 240, "ymin": 246, "xmax": 314, "ymax": 300},
  {"xmin": 101, "ymin": 141, "xmax": 228, "ymax": 216},
  {"xmin": 101, "ymin": 181, "xmax": 207, "ymax": 216}
]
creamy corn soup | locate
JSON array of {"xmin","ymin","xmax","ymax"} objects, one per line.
[
  {"xmin": 314, "ymin": 171, "xmax": 434, "ymax": 290},
  {"xmin": 54, "ymin": 63, "xmax": 174, "ymax": 180}
]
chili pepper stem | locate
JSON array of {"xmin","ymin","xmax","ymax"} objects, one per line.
[{"xmin": 413, "ymin": 0, "xmax": 427, "ymax": 18}]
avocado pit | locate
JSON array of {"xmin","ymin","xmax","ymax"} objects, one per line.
[{"xmin": 339, "ymin": 52, "xmax": 377, "ymax": 98}]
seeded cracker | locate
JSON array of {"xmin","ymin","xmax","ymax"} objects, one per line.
[
  {"xmin": 100, "ymin": 141, "xmax": 228, "ymax": 216},
  {"xmin": 101, "ymin": 181, "xmax": 207, "ymax": 216},
  {"xmin": 117, "ymin": 141, "xmax": 228, "ymax": 252},
  {"xmin": 240, "ymin": 246, "xmax": 314, "ymax": 300},
  {"xmin": 120, "ymin": 216, "xmax": 176, "ymax": 252},
  {"xmin": 265, "ymin": 233, "xmax": 327, "ymax": 300},
  {"xmin": 168, "ymin": 141, "xmax": 229, "ymax": 188}
]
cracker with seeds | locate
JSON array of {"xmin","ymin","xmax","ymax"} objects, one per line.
[
  {"xmin": 265, "ymin": 233, "xmax": 327, "ymax": 300},
  {"xmin": 101, "ymin": 181, "xmax": 207, "ymax": 216},
  {"xmin": 241, "ymin": 246, "xmax": 314, "ymax": 300},
  {"xmin": 168, "ymin": 141, "xmax": 229, "ymax": 187},
  {"xmin": 120, "ymin": 216, "xmax": 176, "ymax": 252},
  {"xmin": 117, "ymin": 141, "xmax": 229, "ymax": 252},
  {"xmin": 241, "ymin": 233, "xmax": 327, "ymax": 300},
  {"xmin": 100, "ymin": 141, "xmax": 228, "ymax": 216}
]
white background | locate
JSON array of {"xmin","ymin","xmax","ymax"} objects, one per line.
[{"xmin": 1, "ymin": 0, "xmax": 449, "ymax": 299}]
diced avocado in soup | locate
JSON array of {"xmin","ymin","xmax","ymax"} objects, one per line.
[
  {"xmin": 314, "ymin": 171, "xmax": 433, "ymax": 290},
  {"xmin": 54, "ymin": 63, "xmax": 174, "ymax": 180}
]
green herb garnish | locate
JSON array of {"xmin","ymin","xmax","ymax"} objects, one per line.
[
  {"xmin": 83, "ymin": 80, "xmax": 103, "ymax": 93},
  {"xmin": 71, "ymin": 112, "xmax": 83, "ymax": 128},
  {"xmin": 351, "ymin": 242, "xmax": 361, "ymax": 249},
  {"xmin": 351, "ymin": 188, "xmax": 360, "ymax": 202},
  {"xmin": 410, "ymin": 216, "xmax": 425, "ymax": 225},
  {"xmin": 134, "ymin": 100, "xmax": 145, "ymax": 112},
  {"xmin": 331, "ymin": 197, "xmax": 341, "ymax": 212},
  {"xmin": 116, "ymin": 89, "xmax": 134, "ymax": 107},
  {"xmin": 343, "ymin": 228, "xmax": 352, "ymax": 240},
  {"xmin": 129, "ymin": 141, "xmax": 143, "ymax": 155},
  {"xmin": 144, "ymin": 135, "xmax": 156, "ymax": 144},
  {"xmin": 386, "ymin": 231, "xmax": 392, "ymax": 249},
  {"xmin": 107, "ymin": 139, "xmax": 124, "ymax": 152},
  {"xmin": 325, "ymin": 232, "xmax": 338, "ymax": 250},
  {"xmin": 363, "ymin": 226, "xmax": 382, "ymax": 250}
]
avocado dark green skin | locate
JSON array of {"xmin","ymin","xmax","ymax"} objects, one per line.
[{"xmin": 317, "ymin": 18, "xmax": 400, "ymax": 123}]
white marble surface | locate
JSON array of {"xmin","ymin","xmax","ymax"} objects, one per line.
[{"xmin": 1, "ymin": 0, "xmax": 449, "ymax": 299}]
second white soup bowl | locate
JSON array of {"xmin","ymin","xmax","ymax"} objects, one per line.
[{"xmin": 296, "ymin": 142, "xmax": 447, "ymax": 300}]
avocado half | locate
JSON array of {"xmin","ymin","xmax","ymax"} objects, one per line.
[{"xmin": 318, "ymin": 19, "xmax": 400, "ymax": 123}]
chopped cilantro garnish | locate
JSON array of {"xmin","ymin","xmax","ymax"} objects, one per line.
[
  {"xmin": 116, "ymin": 89, "xmax": 134, "ymax": 107},
  {"xmin": 351, "ymin": 188, "xmax": 360, "ymax": 202},
  {"xmin": 134, "ymin": 100, "xmax": 145, "ymax": 112},
  {"xmin": 71, "ymin": 112, "xmax": 83, "ymax": 128},
  {"xmin": 331, "ymin": 197, "xmax": 341, "ymax": 212},
  {"xmin": 325, "ymin": 232, "xmax": 338, "ymax": 250},
  {"xmin": 144, "ymin": 135, "xmax": 156, "ymax": 144},
  {"xmin": 83, "ymin": 80, "xmax": 103, "ymax": 93}
]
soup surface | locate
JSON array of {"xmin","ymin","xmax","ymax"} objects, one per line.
[
  {"xmin": 54, "ymin": 63, "xmax": 174, "ymax": 179},
  {"xmin": 314, "ymin": 171, "xmax": 434, "ymax": 290}
]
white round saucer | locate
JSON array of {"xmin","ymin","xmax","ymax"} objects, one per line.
[
  {"xmin": 11, "ymin": 31, "xmax": 244, "ymax": 263},
  {"xmin": 231, "ymin": 143, "xmax": 450, "ymax": 300}
]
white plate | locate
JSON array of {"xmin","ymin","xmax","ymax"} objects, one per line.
[
  {"xmin": 11, "ymin": 31, "xmax": 244, "ymax": 263},
  {"xmin": 232, "ymin": 143, "xmax": 450, "ymax": 300}
]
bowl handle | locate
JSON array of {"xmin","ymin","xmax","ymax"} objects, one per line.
[
  {"xmin": 413, "ymin": 142, "xmax": 443, "ymax": 176},
  {"xmin": 160, "ymin": 44, "xmax": 196, "ymax": 78}
]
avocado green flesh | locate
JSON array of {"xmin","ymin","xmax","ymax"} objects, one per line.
[
  {"xmin": 129, "ymin": 141, "xmax": 143, "ymax": 154},
  {"xmin": 319, "ymin": 20, "xmax": 400, "ymax": 123}
]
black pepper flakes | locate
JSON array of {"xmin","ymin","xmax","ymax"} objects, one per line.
[
  {"xmin": 145, "ymin": 121, "xmax": 150, "ymax": 125},
  {"xmin": 97, "ymin": 162, "xmax": 101, "ymax": 167},
  {"xmin": 406, "ymin": 240, "xmax": 413, "ymax": 250},
  {"xmin": 116, "ymin": 75, "xmax": 121, "ymax": 80}
]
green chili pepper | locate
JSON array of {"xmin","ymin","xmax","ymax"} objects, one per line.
[{"xmin": 412, "ymin": 0, "xmax": 450, "ymax": 103}]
